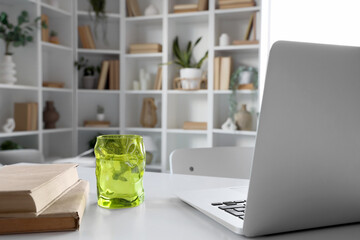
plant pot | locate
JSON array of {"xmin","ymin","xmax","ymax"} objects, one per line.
[
  {"xmin": 0, "ymin": 55, "xmax": 17, "ymax": 85},
  {"xmin": 83, "ymin": 76, "xmax": 96, "ymax": 89},
  {"xmin": 97, "ymin": 113, "xmax": 105, "ymax": 121},
  {"xmin": 179, "ymin": 68, "xmax": 202, "ymax": 90}
]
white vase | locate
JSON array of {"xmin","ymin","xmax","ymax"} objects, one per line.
[
  {"xmin": 180, "ymin": 68, "xmax": 202, "ymax": 90},
  {"xmin": 0, "ymin": 55, "xmax": 17, "ymax": 85},
  {"xmin": 219, "ymin": 33, "xmax": 230, "ymax": 46},
  {"xmin": 144, "ymin": 4, "xmax": 158, "ymax": 16},
  {"xmin": 97, "ymin": 113, "xmax": 105, "ymax": 121}
]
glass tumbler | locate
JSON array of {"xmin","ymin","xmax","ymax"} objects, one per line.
[{"xmin": 95, "ymin": 135, "xmax": 146, "ymax": 208}]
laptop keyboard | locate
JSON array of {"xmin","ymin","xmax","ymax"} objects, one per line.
[{"xmin": 211, "ymin": 200, "xmax": 246, "ymax": 220}]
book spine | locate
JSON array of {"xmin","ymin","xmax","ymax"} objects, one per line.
[
  {"xmin": 41, "ymin": 15, "xmax": 49, "ymax": 42},
  {"xmin": 214, "ymin": 57, "xmax": 221, "ymax": 90},
  {"xmin": 97, "ymin": 61, "xmax": 110, "ymax": 90},
  {"xmin": 220, "ymin": 57, "xmax": 232, "ymax": 90}
]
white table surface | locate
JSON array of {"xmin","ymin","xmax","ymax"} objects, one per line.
[{"xmin": 2, "ymin": 167, "xmax": 360, "ymax": 240}]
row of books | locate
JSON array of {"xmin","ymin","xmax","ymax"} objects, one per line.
[
  {"xmin": 14, "ymin": 102, "xmax": 38, "ymax": 131},
  {"xmin": 129, "ymin": 43, "xmax": 162, "ymax": 54},
  {"xmin": 218, "ymin": 0, "xmax": 256, "ymax": 9},
  {"xmin": 78, "ymin": 25, "xmax": 96, "ymax": 49},
  {"xmin": 173, "ymin": 0, "xmax": 208, "ymax": 13},
  {"xmin": 0, "ymin": 164, "xmax": 88, "ymax": 234},
  {"xmin": 214, "ymin": 56, "xmax": 232, "ymax": 90},
  {"xmin": 97, "ymin": 60, "xmax": 120, "ymax": 90}
]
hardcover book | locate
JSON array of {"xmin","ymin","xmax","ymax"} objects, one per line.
[{"xmin": 0, "ymin": 164, "xmax": 79, "ymax": 217}]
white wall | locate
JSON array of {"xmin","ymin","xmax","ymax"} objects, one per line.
[{"xmin": 260, "ymin": 0, "xmax": 360, "ymax": 104}]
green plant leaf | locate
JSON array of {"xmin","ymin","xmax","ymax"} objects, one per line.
[
  {"xmin": 195, "ymin": 50, "xmax": 208, "ymax": 69},
  {"xmin": 194, "ymin": 37, "xmax": 202, "ymax": 47},
  {"xmin": 0, "ymin": 12, "xmax": 8, "ymax": 25},
  {"xmin": 26, "ymin": 36, "xmax": 33, "ymax": 42}
]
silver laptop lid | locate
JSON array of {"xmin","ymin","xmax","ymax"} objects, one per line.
[{"xmin": 244, "ymin": 41, "xmax": 360, "ymax": 237}]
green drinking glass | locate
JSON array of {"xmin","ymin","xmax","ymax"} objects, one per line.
[{"xmin": 95, "ymin": 135, "xmax": 146, "ymax": 209}]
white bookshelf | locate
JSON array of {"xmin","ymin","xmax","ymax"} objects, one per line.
[{"xmin": 0, "ymin": 0, "xmax": 264, "ymax": 172}]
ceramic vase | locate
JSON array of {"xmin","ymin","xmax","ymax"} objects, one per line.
[
  {"xmin": 0, "ymin": 55, "xmax": 17, "ymax": 85},
  {"xmin": 140, "ymin": 98, "xmax": 157, "ymax": 128},
  {"xmin": 234, "ymin": 104, "xmax": 252, "ymax": 131},
  {"xmin": 43, "ymin": 101, "xmax": 60, "ymax": 129},
  {"xmin": 83, "ymin": 76, "xmax": 96, "ymax": 89},
  {"xmin": 144, "ymin": 4, "xmax": 158, "ymax": 16},
  {"xmin": 219, "ymin": 33, "xmax": 230, "ymax": 46},
  {"xmin": 2, "ymin": 118, "xmax": 15, "ymax": 133}
]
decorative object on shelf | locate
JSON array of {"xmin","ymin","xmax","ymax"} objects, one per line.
[
  {"xmin": 143, "ymin": 136, "xmax": 157, "ymax": 165},
  {"xmin": 49, "ymin": 30, "xmax": 60, "ymax": 44},
  {"xmin": 173, "ymin": 4, "xmax": 198, "ymax": 13},
  {"xmin": 42, "ymin": 81, "xmax": 64, "ymax": 88},
  {"xmin": 173, "ymin": 77, "xmax": 207, "ymax": 90},
  {"xmin": 126, "ymin": 0, "xmax": 142, "ymax": 17},
  {"xmin": 228, "ymin": 66, "xmax": 258, "ymax": 120},
  {"xmin": 169, "ymin": 36, "xmax": 208, "ymax": 90},
  {"xmin": 88, "ymin": 0, "xmax": 108, "ymax": 43},
  {"xmin": 219, "ymin": 33, "xmax": 230, "ymax": 46},
  {"xmin": 183, "ymin": 121, "xmax": 207, "ymax": 130},
  {"xmin": 14, "ymin": 102, "xmax": 38, "ymax": 131},
  {"xmin": 218, "ymin": 0, "xmax": 256, "ymax": 9},
  {"xmin": 238, "ymin": 68, "xmax": 258, "ymax": 90},
  {"xmin": 133, "ymin": 80, "xmax": 140, "ymax": 90},
  {"xmin": 2, "ymin": 118, "xmax": 15, "ymax": 133},
  {"xmin": 0, "ymin": 140, "xmax": 22, "ymax": 150},
  {"xmin": 97, "ymin": 105, "xmax": 105, "ymax": 121},
  {"xmin": 232, "ymin": 13, "xmax": 258, "ymax": 45},
  {"xmin": 140, "ymin": 98, "xmax": 157, "ymax": 128},
  {"xmin": 234, "ymin": 104, "xmax": 252, "ymax": 131},
  {"xmin": 41, "ymin": 14, "xmax": 49, "ymax": 42},
  {"xmin": 74, "ymin": 57, "xmax": 101, "ymax": 89},
  {"xmin": 139, "ymin": 68, "xmax": 150, "ymax": 90},
  {"xmin": 0, "ymin": 11, "xmax": 45, "ymax": 84},
  {"xmin": 144, "ymin": 4, "xmax": 158, "ymax": 16},
  {"xmin": 129, "ymin": 43, "xmax": 162, "ymax": 54},
  {"xmin": 43, "ymin": 101, "xmax": 59, "ymax": 129},
  {"xmin": 221, "ymin": 118, "xmax": 237, "ymax": 131},
  {"xmin": 84, "ymin": 120, "xmax": 110, "ymax": 127}
]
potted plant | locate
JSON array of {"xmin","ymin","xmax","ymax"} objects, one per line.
[
  {"xmin": 49, "ymin": 30, "xmax": 59, "ymax": 44},
  {"xmin": 0, "ymin": 11, "xmax": 45, "ymax": 84},
  {"xmin": 74, "ymin": 57, "xmax": 100, "ymax": 89},
  {"xmin": 88, "ymin": 0, "xmax": 107, "ymax": 43},
  {"xmin": 97, "ymin": 105, "xmax": 105, "ymax": 121},
  {"xmin": 172, "ymin": 36, "xmax": 208, "ymax": 89}
]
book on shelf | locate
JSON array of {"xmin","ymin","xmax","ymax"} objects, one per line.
[
  {"xmin": 198, "ymin": 0, "xmax": 208, "ymax": 11},
  {"xmin": 232, "ymin": 40, "xmax": 259, "ymax": 45},
  {"xmin": 97, "ymin": 61, "xmax": 110, "ymax": 90},
  {"xmin": 174, "ymin": 4, "xmax": 198, "ymax": 13},
  {"xmin": 42, "ymin": 81, "xmax": 65, "ymax": 88},
  {"xmin": 218, "ymin": 1, "xmax": 256, "ymax": 9},
  {"xmin": 218, "ymin": 0, "xmax": 254, "ymax": 4},
  {"xmin": 183, "ymin": 121, "xmax": 207, "ymax": 130},
  {"xmin": 238, "ymin": 83, "xmax": 255, "ymax": 90},
  {"xmin": 109, "ymin": 60, "xmax": 115, "ymax": 90},
  {"xmin": 0, "ymin": 180, "xmax": 89, "ymax": 235},
  {"xmin": 219, "ymin": 57, "xmax": 232, "ymax": 90},
  {"xmin": 126, "ymin": 0, "xmax": 141, "ymax": 17},
  {"xmin": 213, "ymin": 57, "xmax": 221, "ymax": 90},
  {"xmin": 78, "ymin": 25, "xmax": 96, "ymax": 49},
  {"xmin": 115, "ymin": 59, "xmax": 120, "ymax": 90},
  {"xmin": 129, "ymin": 43, "xmax": 162, "ymax": 54},
  {"xmin": 0, "ymin": 164, "xmax": 79, "ymax": 217},
  {"xmin": 84, "ymin": 121, "xmax": 111, "ymax": 127},
  {"xmin": 14, "ymin": 102, "xmax": 38, "ymax": 131},
  {"xmin": 41, "ymin": 14, "xmax": 49, "ymax": 42},
  {"xmin": 154, "ymin": 66, "xmax": 162, "ymax": 90}
]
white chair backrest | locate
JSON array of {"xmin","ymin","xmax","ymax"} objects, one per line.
[{"xmin": 169, "ymin": 146, "xmax": 254, "ymax": 179}]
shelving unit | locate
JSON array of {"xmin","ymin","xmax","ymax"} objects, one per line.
[{"xmin": 0, "ymin": 0, "xmax": 264, "ymax": 173}]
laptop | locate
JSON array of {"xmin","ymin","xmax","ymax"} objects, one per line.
[{"xmin": 177, "ymin": 41, "xmax": 360, "ymax": 237}]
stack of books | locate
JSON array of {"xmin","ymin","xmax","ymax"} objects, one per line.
[
  {"xmin": 0, "ymin": 164, "xmax": 89, "ymax": 234},
  {"xmin": 84, "ymin": 120, "xmax": 110, "ymax": 127},
  {"xmin": 97, "ymin": 60, "xmax": 120, "ymax": 90},
  {"xmin": 218, "ymin": 0, "xmax": 256, "ymax": 9},
  {"xmin": 14, "ymin": 102, "xmax": 38, "ymax": 131},
  {"xmin": 129, "ymin": 43, "xmax": 162, "ymax": 54},
  {"xmin": 183, "ymin": 121, "xmax": 207, "ymax": 130},
  {"xmin": 213, "ymin": 56, "xmax": 233, "ymax": 90},
  {"xmin": 78, "ymin": 25, "xmax": 96, "ymax": 49},
  {"xmin": 174, "ymin": 0, "xmax": 208, "ymax": 13}
]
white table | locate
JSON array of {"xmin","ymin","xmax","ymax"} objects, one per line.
[{"xmin": 2, "ymin": 167, "xmax": 360, "ymax": 239}]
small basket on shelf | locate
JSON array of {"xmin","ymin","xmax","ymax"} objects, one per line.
[{"xmin": 173, "ymin": 77, "xmax": 207, "ymax": 90}]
